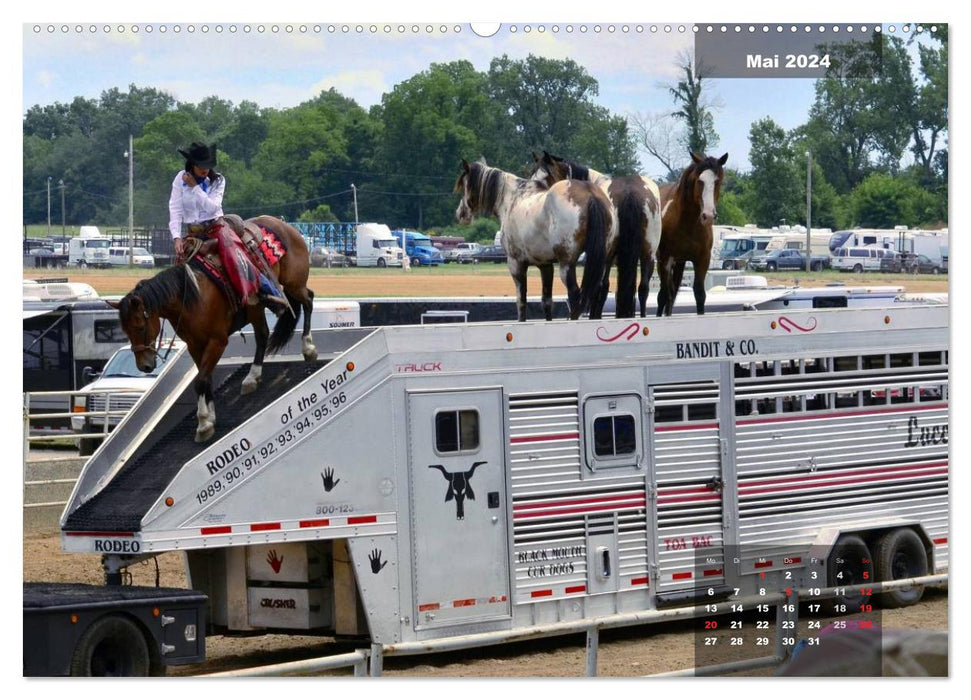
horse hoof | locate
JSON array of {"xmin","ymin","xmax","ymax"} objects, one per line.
[
  {"xmin": 303, "ymin": 346, "xmax": 318, "ymax": 362},
  {"xmin": 241, "ymin": 379, "xmax": 258, "ymax": 395},
  {"xmin": 195, "ymin": 424, "xmax": 215, "ymax": 443}
]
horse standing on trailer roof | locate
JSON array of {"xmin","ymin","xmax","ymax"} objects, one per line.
[
  {"xmin": 455, "ymin": 158, "xmax": 614, "ymax": 322},
  {"xmin": 109, "ymin": 215, "xmax": 317, "ymax": 443},
  {"xmin": 529, "ymin": 151, "xmax": 661, "ymax": 318},
  {"xmin": 656, "ymin": 152, "xmax": 728, "ymax": 316}
]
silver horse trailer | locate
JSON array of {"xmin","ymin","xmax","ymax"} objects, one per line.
[{"xmin": 59, "ymin": 304, "xmax": 948, "ymax": 654}]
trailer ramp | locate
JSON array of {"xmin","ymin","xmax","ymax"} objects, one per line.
[{"xmin": 63, "ymin": 360, "xmax": 327, "ymax": 533}]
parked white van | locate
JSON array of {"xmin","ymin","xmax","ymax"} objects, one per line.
[
  {"xmin": 108, "ymin": 246, "xmax": 155, "ymax": 268},
  {"xmin": 831, "ymin": 246, "xmax": 894, "ymax": 273}
]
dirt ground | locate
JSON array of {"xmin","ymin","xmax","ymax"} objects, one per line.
[
  {"xmin": 23, "ymin": 265, "xmax": 949, "ymax": 677},
  {"xmin": 39, "ymin": 265, "xmax": 950, "ymax": 299},
  {"xmin": 22, "ymin": 530, "xmax": 948, "ymax": 677}
]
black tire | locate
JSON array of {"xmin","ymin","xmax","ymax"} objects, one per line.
[
  {"xmin": 376, "ymin": 258, "xmax": 387, "ymax": 268},
  {"xmin": 767, "ymin": 262, "xmax": 777, "ymax": 272},
  {"xmin": 722, "ymin": 260, "xmax": 734, "ymax": 270},
  {"xmin": 853, "ymin": 264, "xmax": 863, "ymax": 273},
  {"xmin": 872, "ymin": 528, "xmax": 928, "ymax": 608},
  {"xmin": 70, "ymin": 615, "xmax": 154, "ymax": 676},
  {"xmin": 79, "ymin": 260, "xmax": 87, "ymax": 269},
  {"xmin": 78, "ymin": 436, "xmax": 102, "ymax": 457},
  {"xmin": 827, "ymin": 534, "xmax": 874, "ymax": 615},
  {"xmin": 931, "ymin": 267, "xmax": 940, "ymax": 275},
  {"xmin": 411, "ymin": 257, "xmax": 421, "ymax": 267},
  {"xmin": 812, "ymin": 261, "xmax": 823, "ymax": 272}
]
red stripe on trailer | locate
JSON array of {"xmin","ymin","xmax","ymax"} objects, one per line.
[
  {"xmin": 737, "ymin": 403, "xmax": 947, "ymax": 428},
  {"xmin": 510, "ymin": 432, "xmax": 580, "ymax": 444},
  {"xmin": 565, "ymin": 585, "xmax": 586, "ymax": 594},
  {"xmin": 530, "ymin": 589, "xmax": 554, "ymax": 598},
  {"xmin": 299, "ymin": 519, "xmax": 331, "ymax": 528},
  {"xmin": 933, "ymin": 537, "xmax": 948, "ymax": 545},
  {"xmin": 754, "ymin": 560, "xmax": 773, "ymax": 569},
  {"xmin": 704, "ymin": 569, "xmax": 724, "ymax": 577},
  {"xmin": 739, "ymin": 464, "xmax": 947, "ymax": 497},
  {"xmin": 64, "ymin": 531, "xmax": 136, "ymax": 537},
  {"xmin": 250, "ymin": 522, "xmax": 281, "ymax": 532},
  {"xmin": 672, "ymin": 572, "xmax": 693, "ymax": 581},
  {"xmin": 453, "ymin": 598, "xmax": 476, "ymax": 608},
  {"xmin": 655, "ymin": 422, "xmax": 719, "ymax": 433},
  {"xmin": 418, "ymin": 603, "xmax": 440, "ymax": 612},
  {"xmin": 631, "ymin": 577, "xmax": 649, "ymax": 586},
  {"xmin": 200, "ymin": 526, "xmax": 232, "ymax": 535},
  {"xmin": 348, "ymin": 515, "xmax": 378, "ymax": 525}
]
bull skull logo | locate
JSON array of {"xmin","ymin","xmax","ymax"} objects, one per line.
[{"xmin": 429, "ymin": 461, "xmax": 487, "ymax": 520}]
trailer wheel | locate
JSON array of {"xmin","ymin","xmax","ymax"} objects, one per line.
[
  {"xmin": 827, "ymin": 534, "xmax": 874, "ymax": 614},
  {"xmin": 872, "ymin": 528, "xmax": 927, "ymax": 608},
  {"xmin": 70, "ymin": 615, "xmax": 152, "ymax": 676}
]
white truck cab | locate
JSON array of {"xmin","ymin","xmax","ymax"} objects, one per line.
[{"xmin": 355, "ymin": 223, "xmax": 404, "ymax": 268}]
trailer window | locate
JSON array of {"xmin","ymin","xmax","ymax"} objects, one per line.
[
  {"xmin": 593, "ymin": 415, "xmax": 636, "ymax": 457},
  {"xmin": 94, "ymin": 319, "xmax": 126, "ymax": 343},
  {"xmin": 435, "ymin": 409, "xmax": 479, "ymax": 453}
]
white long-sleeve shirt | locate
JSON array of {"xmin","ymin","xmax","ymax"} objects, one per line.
[{"xmin": 168, "ymin": 171, "xmax": 226, "ymax": 239}]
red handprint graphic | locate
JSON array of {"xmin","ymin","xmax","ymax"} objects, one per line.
[{"xmin": 267, "ymin": 549, "xmax": 284, "ymax": 574}]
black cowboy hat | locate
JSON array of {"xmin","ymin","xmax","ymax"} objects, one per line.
[{"xmin": 178, "ymin": 142, "xmax": 218, "ymax": 169}]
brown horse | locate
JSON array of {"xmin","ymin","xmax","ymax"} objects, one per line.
[
  {"xmin": 656, "ymin": 152, "xmax": 728, "ymax": 316},
  {"xmin": 530, "ymin": 152, "xmax": 661, "ymax": 318},
  {"xmin": 108, "ymin": 215, "xmax": 316, "ymax": 443},
  {"xmin": 455, "ymin": 158, "xmax": 613, "ymax": 321}
]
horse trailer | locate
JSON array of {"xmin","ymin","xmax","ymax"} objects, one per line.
[{"xmin": 56, "ymin": 304, "xmax": 948, "ymax": 659}]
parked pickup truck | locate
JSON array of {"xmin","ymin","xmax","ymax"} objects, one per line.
[{"xmin": 747, "ymin": 248, "xmax": 830, "ymax": 272}]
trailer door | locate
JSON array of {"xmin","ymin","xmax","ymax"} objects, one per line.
[
  {"xmin": 648, "ymin": 363, "xmax": 730, "ymax": 598},
  {"xmin": 408, "ymin": 389, "xmax": 511, "ymax": 629}
]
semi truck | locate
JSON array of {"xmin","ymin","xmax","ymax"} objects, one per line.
[
  {"xmin": 31, "ymin": 301, "xmax": 948, "ymax": 675},
  {"xmin": 68, "ymin": 226, "xmax": 112, "ymax": 268},
  {"xmin": 392, "ymin": 229, "xmax": 444, "ymax": 267}
]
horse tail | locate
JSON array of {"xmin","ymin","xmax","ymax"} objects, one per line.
[
  {"xmin": 578, "ymin": 193, "xmax": 608, "ymax": 315},
  {"xmin": 267, "ymin": 291, "xmax": 302, "ymax": 354},
  {"xmin": 614, "ymin": 191, "xmax": 642, "ymax": 318}
]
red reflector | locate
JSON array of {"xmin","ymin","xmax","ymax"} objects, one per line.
[
  {"xmin": 565, "ymin": 585, "xmax": 586, "ymax": 594},
  {"xmin": 298, "ymin": 519, "xmax": 330, "ymax": 528},
  {"xmin": 348, "ymin": 515, "xmax": 377, "ymax": 525},
  {"xmin": 201, "ymin": 526, "xmax": 231, "ymax": 535},
  {"xmin": 631, "ymin": 577, "xmax": 649, "ymax": 586},
  {"xmin": 250, "ymin": 522, "xmax": 281, "ymax": 532},
  {"xmin": 530, "ymin": 589, "xmax": 553, "ymax": 598},
  {"xmin": 453, "ymin": 599, "xmax": 476, "ymax": 607},
  {"xmin": 672, "ymin": 572, "xmax": 693, "ymax": 581},
  {"xmin": 754, "ymin": 560, "xmax": 773, "ymax": 569},
  {"xmin": 703, "ymin": 569, "xmax": 724, "ymax": 577},
  {"xmin": 933, "ymin": 537, "xmax": 948, "ymax": 545},
  {"xmin": 418, "ymin": 603, "xmax": 440, "ymax": 612}
]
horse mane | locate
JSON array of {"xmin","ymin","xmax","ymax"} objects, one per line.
[
  {"xmin": 120, "ymin": 265, "xmax": 201, "ymax": 319},
  {"xmin": 465, "ymin": 161, "xmax": 508, "ymax": 215}
]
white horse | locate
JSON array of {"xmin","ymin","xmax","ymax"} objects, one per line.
[
  {"xmin": 455, "ymin": 158, "xmax": 615, "ymax": 321},
  {"xmin": 530, "ymin": 152, "xmax": 662, "ymax": 318}
]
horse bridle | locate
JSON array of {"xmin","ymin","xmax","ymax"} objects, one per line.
[{"xmin": 128, "ymin": 294, "xmax": 185, "ymax": 362}]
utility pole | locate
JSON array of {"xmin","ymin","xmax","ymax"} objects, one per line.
[
  {"xmin": 47, "ymin": 177, "xmax": 52, "ymax": 236},
  {"xmin": 127, "ymin": 135, "xmax": 134, "ymax": 265},
  {"xmin": 59, "ymin": 179, "xmax": 65, "ymax": 237},
  {"xmin": 805, "ymin": 151, "xmax": 812, "ymax": 273},
  {"xmin": 351, "ymin": 183, "xmax": 359, "ymax": 223}
]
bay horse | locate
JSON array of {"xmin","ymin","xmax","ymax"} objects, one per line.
[
  {"xmin": 530, "ymin": 151, "xmax": 661, "ymax": 318},
  {"xmin": 108, "ymin": 215, "xmax": 317, "ymax": 443},
  {"xmin": 656, "ymin": 152, "xmax": 728, "ymax": 316},
  {"xmin": 455, "ymin": 158, "xmax": 613, "ymax": 322}
]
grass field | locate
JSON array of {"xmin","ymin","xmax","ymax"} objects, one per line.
[{"xmin": 25, "ymin": 261, "xmax": 949, "ymax": 298}]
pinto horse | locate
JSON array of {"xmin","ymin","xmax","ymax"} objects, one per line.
[
  {"xmin": 656, "ymin": 152, "xmax": 728, "ymax": 316},
  {"xmin": 530, "ymin": 152, "xmax": 661, "ymax": 318},
  {"xmin": 455, "ymin": 158, "xmax": 613, "ymax": 322},
  {"xmin": 108, "ymin": 215, "xmax": 317, "ymax": 443}
]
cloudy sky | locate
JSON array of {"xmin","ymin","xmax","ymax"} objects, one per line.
[{"xmin": 20, "ymin": 20, "xmax": 845, "ymax": 177}]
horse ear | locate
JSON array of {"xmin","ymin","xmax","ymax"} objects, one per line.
[
  {"xmin": 718, "ymin": 152, "xmax": 729, "ymax": 166},
  {"xmin": 461, "ymin": 159, "xmax": 470, "ymax": 172},
  {"xmin": 690, "ymin": 152, "xmax": 703, "ymax": 164},
  {"xmin": 531, "ymin": 151, "xmax": 539, "ymax": 162},
  {"xmin": 105, "ymin": 299, "xmax": 120, "ymax": 310}
]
